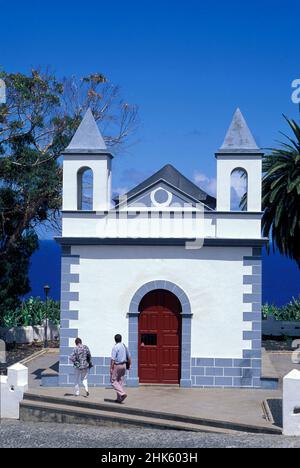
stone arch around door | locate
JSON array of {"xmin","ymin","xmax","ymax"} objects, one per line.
[{"xmin": 127, "ymin": 280, "xmax": 192, "ymax": 388}]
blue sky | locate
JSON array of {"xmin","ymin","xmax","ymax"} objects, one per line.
[
  {"xmin": 2, "ymin": 0, "xmax": 299, "ymax": 301},
  {"xmin": 2, "ymin": 0, "xmax": 300, "ymax": 196}
]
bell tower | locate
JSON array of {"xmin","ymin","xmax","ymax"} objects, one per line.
[
  {"xmin": 62, "ymin": 108, "xmax": 113, "ymax": 211},
  {"xmin": 216, "ymin": 108, "xmax": 263, "ymax": 212}
]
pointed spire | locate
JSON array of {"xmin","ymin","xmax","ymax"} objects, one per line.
[
  {"xmin": 65, "ymin": 108, "xmax": 107, "ymax": 153},
  {"xmin": 219, "ymin": 108, "xmax": 260, "ymax": 153}
]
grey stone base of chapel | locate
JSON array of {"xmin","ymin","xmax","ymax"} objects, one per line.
[
  {"xmin": 59, "ymin": 356, "xmax": 112, "ymax": 386},
  {"xmin": 58, "ymin": 356, "xmax": 262, "ymax": 388},
  {"xmin": 126, "ymin": 378, "xmax": 140, "ymax": 387},
  {"xmin": 190, "ymin": 355, "xmax": 262, "ymax": 388}
]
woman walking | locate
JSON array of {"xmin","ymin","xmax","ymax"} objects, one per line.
[{"xmin": 70, "ymin": 337, "xmax": 92, "ymax": 397}]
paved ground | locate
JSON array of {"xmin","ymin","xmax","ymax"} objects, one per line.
[
  {"xmin": 22, "ymin": 349, "xmax": 287, "ymax": 432},
  {"xmin": 0, "ymin": 343, "xmax": 59, "ymax": 376},
  {"xmin": 4, "ymin": 349, "xmax": 300, "ymax": 447},
  {"xmin": 26, "ymin": 384, "xmax": 281, "ymax": 432},
  {"xmin": 19, "ymin": 348, "xmax": 300, "ymax": 441},
  {"xmin": 25, "ymin": 350, "xmax": 59, "ymax": 388},
  {"xmin": 0, "ymin": 420, "xmax": 299, "ymax": 448},
  {"xmin": 268, "ymin": 352, "xmax": 300, "ymax": 383}
]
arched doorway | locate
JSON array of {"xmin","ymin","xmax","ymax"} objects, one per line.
[{"xmin": 138, "ymin": 289, "xmax": 182, "ymax": 384}]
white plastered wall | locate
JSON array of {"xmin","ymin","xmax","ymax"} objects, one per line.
[
  {"xmin": 67, "ymin": 245, "xmax": 253, "ymax": 359},
  {"xmin": 61, "ymin": 212, "xmax": 261, "ymax": 239},
  {"xmin": 216, "ymin": 155, "xmax": 262, "ymax": 212},
  {"xmin": 62, "ymin": 155, "xmax": 110, "ymax": 211}
]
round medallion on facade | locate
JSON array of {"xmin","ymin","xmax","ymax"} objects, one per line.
[{"xmin": 150, "ymin": 188, "xmax": 173, "ymax": 207}]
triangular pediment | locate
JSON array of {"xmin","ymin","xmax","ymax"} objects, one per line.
[
  {"xmin": 115, "ymin": 165, "xmax": 216, "ymax": 210},
  {"xmin": 121, "ymin": 181, "xmax": 200, "ymax": 208}
]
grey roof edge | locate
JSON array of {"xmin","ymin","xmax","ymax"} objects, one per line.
[
  {"xmin": 55, "ymin": 237, "xmax": 268, "ymax": 247},
  {"xmin": 209, "ymin": 211, "xmax": 263, "ymax": 216},
  {"xmin": 62, "ymin": 149, "xmax": 113, "ymax": 157},
  {"xmin": 215, "ymin": 149, "xmax": 264, "ymax": 157},
  {"xmin": 114, "ymin": 164, "xmax": 216, "ymax": 210},
  {"xmin": 115, "ymin": 178, "xmax": 216, "ymax": 211},
  {"xmin": 61, "ymin": 209, "xmax": 263, "ymax": 216}
]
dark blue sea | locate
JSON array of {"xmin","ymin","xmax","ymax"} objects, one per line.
[{"xmin": 28, "ymin": 240, "xmax": 300, "ymax": 306}]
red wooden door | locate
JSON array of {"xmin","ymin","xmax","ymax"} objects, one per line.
[{"xmin": 138, "ymin": 289, "xmax": 181, "ymax": 384}]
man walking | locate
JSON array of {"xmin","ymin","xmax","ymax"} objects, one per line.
[{"xmin": 110, "ymin": 334, "xmax": 131, "ymax": 403}]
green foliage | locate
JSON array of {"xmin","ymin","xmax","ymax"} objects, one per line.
[
  {"xmin": 0, "ymin": 296, "xmax": 60, "ymax": 327},
  {"xmin": 0, "ymin": 68, "xmax": 138, "ymax": 319},
  {"xmin": 1, "ymin": 309, "xmax": 20, "ymax": 328},
  {"xmin": 262, "ymin": 295, "xmax": 300, "ymax": 321},
  {"xmin": 0, "ymin": 231, "xmax": 38, "ymax": 314},
  {"xmin": 0, "ymin": 70, "xmax": 66, "ymax": 317},
  {"xmin": 262, "ymin": 303, "xmax": 279, "ymax": 319},
  {"xmin": 262, "ymin": 115, "xmax": 300, "ymax": 267}
]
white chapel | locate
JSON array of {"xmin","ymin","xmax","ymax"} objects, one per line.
[{"xmin": 57, "ymin": 108, "xmax": 265, "ymax": 388}]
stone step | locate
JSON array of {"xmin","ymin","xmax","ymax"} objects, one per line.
[
  {"xmin": 20, "ymin": 399, "xmax": 240, "ymax": 434},
  {"xmin": 22, "ymin": 392, "xmax": 281, "ymax": 434}
]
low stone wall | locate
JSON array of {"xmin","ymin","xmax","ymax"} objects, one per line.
[
  {"xmin": 262, "ymin": 316, "xmax": 300, "ymax": 337},
  {"xmin": 2, "ymin": 318, "xmax": 300, "ymax": 345},
  {"xmin": 0, "ymin": 325, "xmax": 60, "ymax": 344}
]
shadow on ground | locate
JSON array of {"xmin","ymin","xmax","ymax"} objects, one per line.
[
  {"xmin": 266, "ymin": 399, "xmax": 283, "ymax": 428},
  {"xmin": 31, "ymin": 360, "xmax": 59, "ymax": 381}
]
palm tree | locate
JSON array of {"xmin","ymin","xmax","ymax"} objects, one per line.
[{"xmin": 262, "ymin": 116, "xmax": 300, "ymax": 267}]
